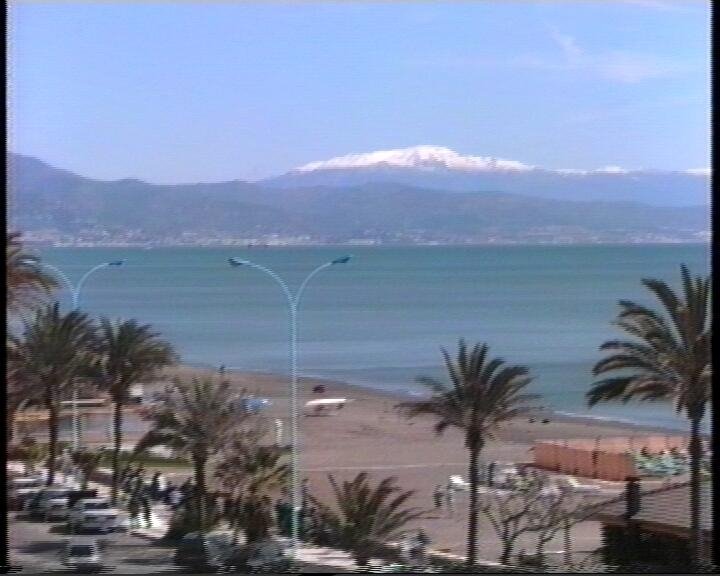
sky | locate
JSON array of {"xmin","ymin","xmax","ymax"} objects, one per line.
[{"xmin": 8, "ymin": 0, "xmax": 711, "ymax": 183}]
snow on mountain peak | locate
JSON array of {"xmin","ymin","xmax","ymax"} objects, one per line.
[
  {"xmin": 291, "ymin": 145, "xmax": 711, "ymax": 177},
  {"xmin": 294, "ymin": 145, "xmax": 536, "ymax": 173}
]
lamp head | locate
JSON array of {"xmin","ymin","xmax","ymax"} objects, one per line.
[
  {"xmin": 228, "ymin": 257, "xmax": 249, "ymax": 267},
  {"xmin": 108, "ymin": 260, "xmax": 125, "ymax": 266},
  {"xmin": 331, "ymin": 255, "xmax": 351, "ymax": 265}
]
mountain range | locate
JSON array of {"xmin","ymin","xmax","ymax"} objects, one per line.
[
  {"xmin": 6, "ymin": 148, "xmax": 710, "ymax": 246},
  {"xmin": 265, "ymin": 146, "xmax": 710, "ymax": 207}
]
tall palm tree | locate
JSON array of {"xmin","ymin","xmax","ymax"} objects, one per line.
[
  {"xmin": 397, "ymin": 339, "xmax": 539, "ymax": 565},
  {"xmin": 307, "ymin": 472, "xmax": 426, "ymax": 566},
  {"xmin": 6, "ymin": 231, "xmax": 57, "ymax": 315},
  {"xmin": 587, "ymin": 264, "xmax": 711, "ymax": 567},
  {"xmin": 93, "ymin": 318, "xmax": 176, "ymax": 504},
  {"xmin": 8, "ymin": 303, "xmax": 97, "ymax": 485},
  {"xmin": 135, "ymin": 377, "xmax": 244, "ymax": 532}
]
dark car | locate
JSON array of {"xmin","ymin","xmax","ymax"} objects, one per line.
[
  {"xmin": 173, "ymin": 533, "xmax": 233, "ymax": 572},
  {"xmin": 67, "ymin": 489, "xmax": 99, "ymax": 508}
]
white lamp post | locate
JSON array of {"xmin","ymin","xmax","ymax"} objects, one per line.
[
  {"xmin": 37, "ymin": 260, "xmax": 125, "ymax": 450},
  {"xmin": 228, "ymin": 255, "xmax": 351, "ymax": 558}
]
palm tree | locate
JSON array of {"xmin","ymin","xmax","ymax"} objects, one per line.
[
  {"xmin": 307, "ymin": 472, "xmax": 426, "ymax": 566},
  {"xmin": 93, "ymin": 318, "xmax": 176, "ymax": 504},
  {"xmin": 215, "ymin": 439, "xmax": 290, "ymax": 543},
  {"xmin": 135, "ymin": 377, "xmax": 244, "ymax": 532},
  {"xmin": 6, "ymin": 231, "xmax": 57, "ymax": 315},
  {"xmin": 396, "ymin": 339, "xmax": 539, "ymax": 565},
  {"xmin": 71, "ymin": 448, "xmax": 106, "ymax": 490},
  {"xmin": 8, "ymin": 303, "xmax": 97, "ymax": 485},
  {"xmin": 587, "ymin": 264, "xmax": 711, "ymax": 567}
]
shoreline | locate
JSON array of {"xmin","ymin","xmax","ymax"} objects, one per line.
[{"xmin": 169, "ymin": 363, "xmax": 692, "ymax": 437}]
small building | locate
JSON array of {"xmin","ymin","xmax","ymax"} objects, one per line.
[{"xmin": 590, "ymin": 480, "xmax": 713, "ymax": 570}]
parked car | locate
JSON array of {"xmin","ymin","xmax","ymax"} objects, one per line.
[
  {"xmin": 67, "ymin": 489, "xmax": 99, "ymax": 508},
  {"xmin": 68, "ymin": 498, "xmax": 121, "ymax": 534},
  {"xmin": 173, "ymin": 532, "xmax": 233, "ymax": 571},
  {"xmin": 8, "ymin": 476, "xmax": 44, "ymax": 511},
  {"xmin": 224, "ymin": 539, "xmax": 291, "ymax": 572},
  {"xmin": 61, "ymin": 539, "xmax": 103, "ymax": 573},
  {"xmin": 25, "ymin": 486, "xmax": 73, "ymax": 518},
  {"xmin": 44, "ymin": 497, "xmax": 71, "ymax": 521}
]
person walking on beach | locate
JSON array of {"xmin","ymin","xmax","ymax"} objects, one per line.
[
  {"xmin": 432, "ymin": 485, "xmax": 444, "ymax": 510},
  {"xmin": 445, "ymin": 484, "xmax": 455, "ymax": 517}
]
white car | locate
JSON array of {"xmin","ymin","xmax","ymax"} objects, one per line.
[
  {"xmin": 25, "ymin": 487, "xmax": 72, "ymax": 517},
  {"xmin": 8, "ymin": 476, "xmax": 44, "ymax": 510},
  {"xmin": 61, "ymin": 539, "xmax": 103, "ymax": 572},
  {"xmin": 44, "ymin": 496, "xmax": 70, "ymax": 521},
  {"xmin": 68, "ymin": 498, "xmax": 122, "ymax": 533}
]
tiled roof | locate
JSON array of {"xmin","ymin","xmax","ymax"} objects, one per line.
[{"xmin": 592, "ymin": 481, "xmax": 712, "ymax": 533}]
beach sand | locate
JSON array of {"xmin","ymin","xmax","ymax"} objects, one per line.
[{"xmin": 148, "ymin": 364, "xmax": 689, "ymax": 564}]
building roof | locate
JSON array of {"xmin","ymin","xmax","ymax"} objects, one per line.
[{"xmin": 592, "ymin": 481, "xmax": 712, "ymax": 534}]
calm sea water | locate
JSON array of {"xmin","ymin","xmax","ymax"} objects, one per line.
[{"xmin": 31, "ymin": 244, "xmax": 710, "ymax": 432}]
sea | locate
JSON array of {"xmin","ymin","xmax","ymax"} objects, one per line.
[{"xmin": 29, "ymin": 244, "xmax": 711, "ymax": 433}]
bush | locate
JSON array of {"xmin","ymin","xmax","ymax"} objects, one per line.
[{"xmin": 165, "ymin": 496, "xmax": 223, "ymax": 541}]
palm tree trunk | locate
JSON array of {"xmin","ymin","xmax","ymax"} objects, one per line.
[
  {"xmin": 194, "ymin": 456, "xmax": 207, "ymax": 533},
  {"xmin": 47, "ymin": 401, "xmax": 58, "ymax": 486},
  {"xmin": 688, "ymin": 416, "xmax": 702, "ymax": 567},
  {"xmin": 467, "ymin": 444, "xmax": 481, "ymax": 565},
  {"xmin": 111, "ymin": 399, "xmax": 124, "ymax": 505}
]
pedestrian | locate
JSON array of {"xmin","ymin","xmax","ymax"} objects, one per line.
[
  {"xmin": 413, "ymin": 529, "xmax": 430, "ymax": 565},
  {"xmin": 301, "ymin": 478, "xmax": 310, "ymax": 509},
  {"xmin": 149, "ymin": 472, "xmax": 160, "ymax": 499},
  {"xmin": 432, "ymin": 485, "xmax": 444, "ymax": 510},
  {"xmin": 445, "ymin": 485, "xmax": 455, "ymax": 517},
  {"xmin": 275, "ymin": 419, "xmax": 283, "ymax": 446},
  {"xmin": 163, "ymin": 480, "xmax": 174, "ymax": 504},
  {"xmin": 168, "ymin": 487, "xmax": 182, "ymax": 508},
  {"xmin": 487, "ymin": 461, "xmax": 497, "ymax": 487},
  {"xmin": 142, "ymin": 499, "xmax": 153, "ymax": 528},
  {"xmin": 128, "ymin": 498, "xmax": 140, "ymax": 529}
]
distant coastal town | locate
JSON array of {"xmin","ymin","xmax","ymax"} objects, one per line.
[{"xmin": 19, "ymin": 228, "xmax": 711, "ymax": 248}]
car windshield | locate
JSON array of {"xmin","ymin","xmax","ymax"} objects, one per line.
[
  {"xmin": 85, "ymin": 502, "xmax": 109, "ymax": 510},
  {"xmin": 69, "ymin": 545, "xmax": 95, "ymax": 556}
]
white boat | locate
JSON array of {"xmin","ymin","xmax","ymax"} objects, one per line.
[{"xmin": 304, "ymin": 398, "xmax": 352, "ymax": 415}]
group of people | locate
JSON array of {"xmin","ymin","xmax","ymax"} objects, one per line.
[{"xmin": 119, "ymin": 464, "xmax": 202, "ymax": 529}]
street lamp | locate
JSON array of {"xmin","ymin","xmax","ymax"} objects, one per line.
[
  {"xmin": 36, "ymin": 260, "xmax": 126, "ymax": 450},
  {"xmin": 227, "ymin": 255, "xmax": 351, "ymax": 557}
]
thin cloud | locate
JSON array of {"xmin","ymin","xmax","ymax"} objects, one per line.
[
  {"xmin": 545, "ymin": 28, "xmax": 682, "ymax": 83},
  {"xmin": 408, "ymin": 30, "xmax": 686, "ymax": 84}
]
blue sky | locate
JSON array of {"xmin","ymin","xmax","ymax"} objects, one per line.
[{"xmin": 9, "ymin": 1, "xmax": 710, "ymax": 183}]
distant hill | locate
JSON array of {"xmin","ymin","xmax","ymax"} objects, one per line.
[{"xmin": 6, "ymin": 152, "xmax": 709, "ymax": 245}]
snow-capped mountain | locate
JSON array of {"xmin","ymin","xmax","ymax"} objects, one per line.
[
  {"xmin": 264, "ymin": 145, "xmax": 710, "ymax": 206},
  {"xmin": 295, "ymin": 145, "xmax": 536, "ymax": 173}
]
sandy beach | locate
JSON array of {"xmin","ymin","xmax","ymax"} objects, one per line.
[
  {"xmin": 144, "ymin": 364, "xmax": 692, "ymax": 563},
  {"xmin": 18, "ymin": 363, "xmax": 692, "ymax": 563}
]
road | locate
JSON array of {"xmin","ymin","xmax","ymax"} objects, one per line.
[{"xmin": 7, "ymin": 511, "xmax": 179, "ymax": 574}]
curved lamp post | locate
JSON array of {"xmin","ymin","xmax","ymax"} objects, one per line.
[
  {"xmin": 228, "ymin": 255, "xmax": 351, "ymax": 557},
  {"xmin": 37, "ymin": 260, "xmax": 125, "ymax": 450}
]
